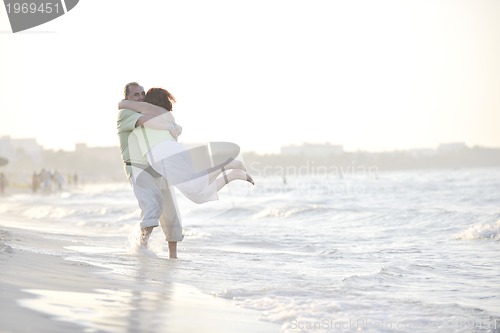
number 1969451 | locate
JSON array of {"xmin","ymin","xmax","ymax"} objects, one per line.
[{"xmin": 5, "ymin": 2, "xmax": 61, "ymax": 14}]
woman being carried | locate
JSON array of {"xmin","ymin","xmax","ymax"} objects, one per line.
[{"xmin": 119, "ymin": 87, "xmax": 254, "ymax": 204}]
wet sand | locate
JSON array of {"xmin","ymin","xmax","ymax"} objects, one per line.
[{"xmin": 0, "ymin": 226, "xmax": 280, "ymax": 333}]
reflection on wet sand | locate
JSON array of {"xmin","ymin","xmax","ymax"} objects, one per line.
[{"xmin": 16, "ymin": 253, "xmax": 276, "ymax": 333}]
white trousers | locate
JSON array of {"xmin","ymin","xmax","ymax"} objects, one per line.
[{"xmin": 146, "ymin": 141, "xmax": 219, "ymax": 204}]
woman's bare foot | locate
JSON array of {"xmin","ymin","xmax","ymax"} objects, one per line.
[
  {"xmin": 228, "ymin": 169, "xmax": 254, "ymax": 185},
  {"xmin": 246, "ymin": 174, "xmax": 255, "ymax": 185},
  {"xmin": 224, "ymin": 159, "xmax": 246, "ymax": 172},
  {"xmin": 216, "ymin": 169, "xmax": 254, "ymax": 191}
]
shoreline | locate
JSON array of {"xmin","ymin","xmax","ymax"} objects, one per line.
[{"xmin": 0, "ymin": 225, "xmax": 280, "ymax": 333}]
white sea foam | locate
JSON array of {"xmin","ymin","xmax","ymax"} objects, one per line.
[
  {"xmin": 2, "ymin": 168, "xmax": 500, "ymax": 332},
  {"xmin": 453, "ymin": 220, "xmax": 500, "ymax": 240}
]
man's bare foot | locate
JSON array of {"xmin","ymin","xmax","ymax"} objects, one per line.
[
  {"xmin": 168, "ymin": 241, "xmax": 178, "ymax": 259},
  {"xmin": 140, "ymin": 226, "xmax": 154, "ymax": 247}
]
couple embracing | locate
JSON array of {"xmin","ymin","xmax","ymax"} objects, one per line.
[{"xmin": 117, "ymin": 82, "xmax": 253, "ymax": 258}]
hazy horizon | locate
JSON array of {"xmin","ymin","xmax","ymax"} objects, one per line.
[
  {"xmin": 2, "ymin": 0, "xmax": 500, "ymax": 154},
  {"xmin": 2, "ymin": 134, "xmax": 500, "ymax": 155}
]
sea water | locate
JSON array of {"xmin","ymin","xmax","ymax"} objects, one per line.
[{"xmin": 1, "ymin": 168, "xmax": 499, "ymax": 333}]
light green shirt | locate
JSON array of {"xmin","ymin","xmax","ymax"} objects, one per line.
[
  {"xmin": 117, "ymin": 109, "xmax": 176, "ymax": 178},
  {"xmin": 133, "ymin": 125, "xmax": 176, "ymax": 157},
  {"xmin": 117, "ymin": 109, "xmax": 147, "ymax": 177}
]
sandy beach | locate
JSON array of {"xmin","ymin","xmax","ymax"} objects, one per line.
[
  {"xmin": 1, "ymin": 172, "xmax": 499, "ymax": 333},
  {"xmin": 0, "ymin": 225, "xmax": 280, "ymax": 333}
]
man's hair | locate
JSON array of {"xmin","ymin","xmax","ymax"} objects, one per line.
[
  {"xmin": 124, "ymin": 82, "xmax": 141, "ymax": 98},
  {"xmin": 144, "ymin": 88, "xmax": 176, "ymax": 111}
]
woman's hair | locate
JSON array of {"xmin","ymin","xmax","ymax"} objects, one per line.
[{"xmin": 144, "ymin": 88, "xmax": 176, "ymax": 111}]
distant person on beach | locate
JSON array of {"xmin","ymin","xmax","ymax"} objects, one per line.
[
  {"xmin": 0, "ymin": 173, "xmax": 7, "ymax": 194},
  {"xmin": 119, "ymin": 87, "xmax": 254, "ymax": 204},
  {"xmin": 32, "ymin": 171, "xmax": 40, "ymax": 193},
  {"xmin": 39, "ymin": 169, "xmax": 52, "ymax": 193},
  {"xmin": 117, "ymin": 82, "xmax": 183, "ymax": 258},
  {"xmin": 52, "ymin": 170, "xmax": 64, "ymax": 191}
]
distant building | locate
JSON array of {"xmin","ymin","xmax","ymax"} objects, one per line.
[
  {"xmin": 438, "ymin": 142, "xmax": 468, "ymax": 153},
  {"xmin": 0, "ymin": 136, "xmax": 42, "ymax": 165},
  {"xmin": 71, "ymin": 142, "xmax": 124, "ymax": 179},
  {"xmin": 75, "ymin": 142, "xmax": 88, "ymax": 152},
  {"xmin": 408, "ymin": 148, "xmax": 436, "ymax": 158},
  {"xmin": 281, "ymin": 142, "xmax": 344, "ymax": 156},
  {"xmin": 73, "ymin": 143, "xmax": 123, "ymax": 167}
]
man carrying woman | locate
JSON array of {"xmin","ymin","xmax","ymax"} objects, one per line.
[
  {"xmin": 117, "ymin": 82, "xmax": 183, "ymax": 258},
  {"xmin": 119, "ymin": 87, "xmax": 254, "ymax": 205}
]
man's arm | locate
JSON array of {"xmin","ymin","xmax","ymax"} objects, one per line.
[
  {"xmin": 119, "ymin": 100, "xmax": 166, "ymax": 116},
  {"xmin": 136, "ymin": 114, "xmax": 182, "ymax": 139},
  {"xmin": 136, "ymin": 113, "xmax": 174, "ymax": 128},
  {"xmin": 118, "ymin": 102, "xmax": 181, "ymax": 137}
]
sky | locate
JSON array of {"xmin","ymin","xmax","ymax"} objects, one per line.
[{"xmin": 1, "ymin": 0, "xmax": 499, "ymax": 154}]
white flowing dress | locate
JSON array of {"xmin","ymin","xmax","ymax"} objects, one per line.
[{"xmin": 146, "ymin": 140, "xmax": 219, "ymax": 204}]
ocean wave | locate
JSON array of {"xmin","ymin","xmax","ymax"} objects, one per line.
[
  {"xmin": 0, "ymin": 184, "xmax": 137, "ymax": 224},
  {"xmin": 453, "ymin": 220, "xmax": 500, "ymax": 240},
  {"xmin": 213, "ymin": 207, "xmax": 256, "ymax": 218},
  {"xmin": 19, "ymin": 205, "xmax": 136, "ymax": 222},
  {"xmin": 235, "ymin": 295, "xmax": 343, "ymax": 332},
  {"xmin": 182, "ymin": 228, "xmax": 212, "ymax": 240},
  {"xmin": 232, "ymin": 292, "xmax": 499, "ymax": 333},
  {"xmin": 253, "ymin": 205, "xmax": 335, "ymax": 220}
]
